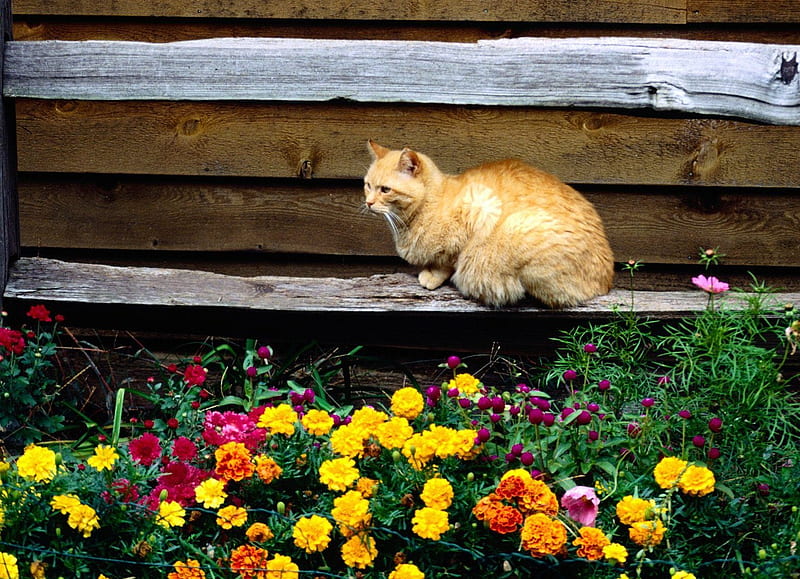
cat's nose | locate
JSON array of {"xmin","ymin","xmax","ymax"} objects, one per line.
[{"xmin": 366, "ymin": 200, "xmax": 374, "ymax": 207}]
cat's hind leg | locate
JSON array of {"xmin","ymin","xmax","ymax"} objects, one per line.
[{"xmin": 451, "ymin": 247, "xmax": 526, "ymax": 307}]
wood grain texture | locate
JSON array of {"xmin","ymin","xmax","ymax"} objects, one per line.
[
  {"xmin": 15, "ymin": 101, "xmax": 800, "ymax": 188},
  {"xmin": 18, "ymin": 176, "xmax": 800, "ymax": 268},
  {"xmin": 11, "ymin": 257, "xmax": 798, "ymax": 317},
  {"xmin": 688, "ymin": 1, "xmax": 800, "ymax": 23},
  {"xmin": 4, "ymin": 37, "xmax": 798, "ymax": 124},
  {"xmin": 0, "ymin": 0, "xmax": 18, "ymax": 300},
  {"xmin": 11, "ymin": 0, "xmax": 687, "ymax": 24}
]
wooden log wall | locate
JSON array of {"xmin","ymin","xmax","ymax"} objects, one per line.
[{"xmin": 9, "ymin": 0, "xmax": 800, "ymax": 296}]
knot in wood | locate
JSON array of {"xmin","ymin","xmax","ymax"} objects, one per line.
[{"xmin": 781, "ymin": 53, "xmax": 798, "ymax": 85}]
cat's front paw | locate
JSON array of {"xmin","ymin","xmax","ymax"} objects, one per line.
[{"xmin": 418, "ymin": 268, "xmax": 451, "ymax": 290}]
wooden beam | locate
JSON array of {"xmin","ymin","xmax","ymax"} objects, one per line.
[
  {"xmin": 4, "ymin": 37, "xmax": 799, "ymax": 124},
  {"xmin": 0, "ymin": 0, "xmax": 19, "ymax": 303},
  {"xmin": 688, "ymin": 1, "xmax": 800, "ymax": 23},
  {"xmin": 15, "ymin": 101, "xmax": 800, "ymax": 188},
  {"xmin": 11, "ymin": 0, "xmax": 687, "ymax": 24}
]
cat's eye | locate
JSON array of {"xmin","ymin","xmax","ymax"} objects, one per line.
[{"xmin": 379, "ymin": 186, "xmax": 392, "ymax": 194}]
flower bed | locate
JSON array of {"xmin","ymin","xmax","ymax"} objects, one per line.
[{"xmin": 1, "ymin": 273, "xmax": 799, "ymax": 578}]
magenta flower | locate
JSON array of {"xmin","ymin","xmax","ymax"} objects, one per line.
[
  {"xmin": 692, "ymin": 274, "xmax": 729, "ymax": 294},
  {"xmin": 128, "ymin": 432, "xmax": 163, "ymax": 466},
  {"xmin": 561, "ymin": 486, "xmax": 600, "ymax": 527}
]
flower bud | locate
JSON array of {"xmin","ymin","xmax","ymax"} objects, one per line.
[{"xmin": 276, "ymin": 501, "xmax": 286, "ymax": 515}]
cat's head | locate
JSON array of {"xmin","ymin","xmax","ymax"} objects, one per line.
[{"xmin": 363, "ymin": 140, "xmax": 441, "ymax": 220}]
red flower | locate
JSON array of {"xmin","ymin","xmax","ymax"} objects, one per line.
[
  {"xmin": 171, "ymin": 437, "xmax": 198, "ymax": 461},
  {"xmin": 167, "ymin": 418, "xmax": 180, "ymax": 429},
  {"xmin": 183, "ymin": 364, "xmax": 207, "ymax": 387},
  {"xmin": 26, "ymin": 304, "xmax": 52, "ymax": 322},
  {"xmin": 128, "ymin": 432, "xmax": 163, "ymax": 466},
  {"xmin": 0, "ymin": 328, "xmax": 25, "ymax": 355}
]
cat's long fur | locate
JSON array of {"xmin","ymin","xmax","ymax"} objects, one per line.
[{"xmin": 364, "ymin": 141, "xmax": 614, "ymax": 308}]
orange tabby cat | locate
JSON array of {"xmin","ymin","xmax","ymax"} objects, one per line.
[{"xmin": 364, "ymin": 141, "xmax": 614, "ymax": 308}]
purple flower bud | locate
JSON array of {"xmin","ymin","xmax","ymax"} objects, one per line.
[
  {"xmin": 561, "ymin": 407, "xmax": 575, "ymax": 420},
  {"xmin": 536, "ymin": 398, "xmax": 551, "ymax": 411},
  {"xmin": 490, "ymin": 413, "xmax": 502, "ymax": 423},
  {"xmin": 708, "ymin": 417, "xmax": 723, "ymax": 433},
  {"xmin": 447, "ymin": 388, "xmax": 460, "ymax": 398},
  {"xmin": 458, "ymin": 398, "xmax": 472, "ymax": 409},
  {"xmin": 446, "ymin": 356, "xmax": 461, "ymax": 369},
  {"xmin": 692, "ymin": 435, "xmax": 706, "ymax": 447},
  {"xmin": 707, "ymin": 447, "xmax": 721, "ymax": 460},
  {"xmin": 641, "ymin": 397, "xmax": 655, "ymax": 408},
  {"xmin": 528, "ymin": 408, "xmax": 544, "ymax": 425},
  {"xmin": 257, "ymin": 346, "xmax": 273, "ymax": 359},
  {"xmin": 588, "ymin": 430, "xmax": 599, "ymax": 442},
  {"xmin": 511, "ymin": 443, "xmax": 524, "ymax": 456},
  {"xmin": 491, "ymin": 396, "xmax": 505, "ymax": 413},
  {"xmin": 587, "ymin": 402, "xmax": 600, "ymax": 413},
  {"xmin": 477, "ymin": 396, "xmax": 492, "ymax": 411},
  {"xmin": 476, "ymin": 428, "xmax": 491, "ymax": 443},
  {"xmin": 303, "ymin": 388, "xmax": 315, "ymax": 403},
  {"xmin": 520, "ymin": 452, "xmax": 535, "ymax": 466},
  {"xmin": 563, "ymin": 370, "xmax": 578, "ymax": 381},
  {"xmin": 509, "ymin": 405, "xmax": 521, "ymax": 417},
  {"xmin": 627, "ymin": 422, "xmax": 641, "ymax": 437},
  {"xmin": 597, "ymin": 380, "xmax": 611, "ymax": 391},
  {"xmin": 757, "ymin": 483, "xmax": 770, "ymax": 496},
  {"xmin": 576, "ymin": 410, "xmax": 592, "ymax": 425},
  {"xmin": 678, "ymin": 409, "xmax": 692, "ymax": 419},
  {"xmin": 504, "ymin": 453, "xmax": 517, "ymax": 463},
  {"xmin": 542, "ymin": 413, "xmax": 556, "ymax": 427},
  {"xmin": 657, "ymin": 375, "xmax": 671, "ymax": 386},
  {"xmin": 583, "ymin": 343, "xmax": 598, "ymax": 353},
  {"xmin": 246, "ymin": 366, "xmax": 258, "ymax": 378},
  {"xmin": 516, "ymin": 383, "xmax": 531, "ymax": 393},
  {"xmin": 425, "ymin": 385, "xmax": 442, "ymax": 400}
]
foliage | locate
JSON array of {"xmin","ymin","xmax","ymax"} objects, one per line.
[{"xmin": 1, "ymin": 272, "xmax": 799, "ymax": 578}]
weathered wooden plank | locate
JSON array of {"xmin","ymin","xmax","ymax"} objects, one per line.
[
  {"xmin": 688, "ymin": 1, "xmax": 800, "ymax": 23},
  {"xmin": 4, "ymin": 37, "xmax": 799, "ymax": 124},
  {"xmin": 0, "ymin": 0, "xmax": 18, "ymax": 303},
  {"xmin": 17, "ymin": 176, "xmax": 800, "ymax": 268},
  {"xmin": 9, "ymin": 257, "xmax": 798, "ymax": 317},
  {"xmin": 11, "ymin": 0, "xmax": 687, "ymax": 24},
  {"xmin": 14, "ymin": 101, "xmax": 800, "ymax": 188}
]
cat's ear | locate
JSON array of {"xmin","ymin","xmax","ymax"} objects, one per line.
[
  {"xmin": 398, "ymin": 148, "xmax": 421, "ymax": 177},
  {"xmin": 367, "ymin": 139, "xmax": 390, "ymax": 160}
]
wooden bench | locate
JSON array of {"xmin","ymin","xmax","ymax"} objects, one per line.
[{"xmin": 1, "ymin": 1, "xmax": 799, "ymax": 353}]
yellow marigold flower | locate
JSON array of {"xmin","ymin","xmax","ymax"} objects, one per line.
[
  {"xmin": 672, "ymin": 571, "xmax": 697, "ymax": 579},
  {"xmin": 340, "ymin": 533, "xmax": 378, "ymax": 569},
  {"xmin": 411, "ymin": 507, "xmax": 450, "ymax": 540},
  {"xmin": 265, "ymin": 553, "xmax": 299, "ymax": 579},
  {"xmin": 426, "ymin": 425, "xmax": 462, "ymax": 459},
  {"xmin": 332, "ymin": 490, "xmax": 372, "ymax": 537},
  {"xmin": 448, "ymin": 373, "xmax": 481, "ymax": 396},
  {"xmin": 256, "ymin": 404, "xmax": 298, "ymax": 436},
  {"xmin": 451, "ymin": 429, "xmax": 479, "ymax": 458},
  {"xmin": 194, "ymin": 477, "xmax": 228, "ymax": 509},
  {"xmin": 157, "ymin": 500, "xmax": 186, "ymax": 529},
  {"xmin": 677, "ymin": 464, "xmax": 715, "ymax": 497},
  {"xmin": 356, "ymin": 477, "xmax": 380, "ymax": 498},
  {"xmin": 375, "ymin": 417, "xmax": 414, "ymax": 450},
  {"xmin": 67, "ymin": 503, "xmax": 100, "ymax": 538},
  {"xmin": 420, "ymin": 477, "xmax": 454, "ymax": 510},
  {"xmin": 16, "ymin": 444, "xmax": 57, "ymax": 483},
  {"xmin": 654, "ymin": 456, "xmax": 688, "ymax": 489},
  {"xmin": 390, "ymin": 387, "xmax": 424, "ymax": 420},
  {"xmin": 603, "ymin": 542, "xmax": 628, "ymax": 565},
  {"xmin": 615, "ymin": 495, "xmax": 656, "ymax": 525},
  {"xmin": 87, "ymin": 444, "xmax": 119, "ymax": 472},
  {"xmin": 628, "ymin": 518, "xmax": 666, "ymax": 547},
  {"xmin": 167, "ymin": 559, "xmax": 206, "ymax": 579},
  {"xmin": 215, "ymin": 441, "xmax": 255, "ymax": 482},
  {"xmin": 301, "ymin": 409, "xmax": 334, "ymax": 436},
  {"xmin": 50, "ymin": 494, "xmax": 82, "ymax": 515},
  {"xmin": 245, "ymin": 522, "xmax": 274, "ymax": 543},
  {"xmin": 402, "ymin": 432, "xmax": 436, "ymax": 470},
  {"xmin": 502, "ymin": 468, "xmax": 533, "ymax": 483},
  {"xmin": 0, "ymin": 461, "xmax": 9, "ymax": 474},
  {"xmin": 389, "ymin": 563, "xmax": 425, "ymax": 579},
  {"xmin": 293, "ymin": 514, "xmax": 333, "ymax": 553},
  {"xmin": 350, "ymin": 407, "xmax": 388, "ymax": 432},
  {"xmin": 0, "ymin": 552, "xmax": 18, "ymax": 579},
  {"xmin": 254, "ymin": 455, "xmax": 282, "ymax": 484},
  {"xmin": 520, "ymin": 513, "xmax": 567, "ymax": 558},
  {"xmin": 217, "ymin": 505, "xmax": 248, "ymax": 529},
  {"xmin": 330, "ymin": 423, "xmax": 368, "ymax": 459},
  {"xmin": 573, "ymin": 526, "xmax": 610, "ymax": 561},
  {"xmin": 30, "ymin": 562, "xmax": 47, "ymax": 579},
  {"xmin": 319, "ymin": 457, "xmax": 360, "ymax": 492}
]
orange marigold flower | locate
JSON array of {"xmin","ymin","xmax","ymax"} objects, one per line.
[
  {"xmin": 356, "ymin": 477, "xmax": 380, "ymax": 498},
  {"xmin": 518, "ymin": 479, "xmax": 560, "ymax": 517},
  {"xmin": 520, "ymin": 513, "xmax": 567, "ymax": 558},
  {"xmin": 254, "ymin": 455, "xmax": 282, "ymax": 484},
  {"xmin": 573, "ymin": 526, "xmax": 610, "ymax": 560},
  {"xmin": 245, "ymin": 522, "xmax": 274, "ymax": 543},
  {"xmin": 168, "ymin": 559, "xmax": 206, "ymax": 579},
  {"xmin": 229, "ymin": 545, "xmax": 269, "ymax": 579},
  {"xmin": 215, "ymin": 442, "xmax": 255, "ymax": 482},
  {"xmin": 628, "ymin": 519, "xmax": 667, "ymax": 548},
  {"xmin": 487, "ymin": 504, "xmax": 523, "ymax": 535},
  {"xmin": 472, "ymin": 494, "xmax": 504, "ymax": 522},
  {"xmin": 217, "ymin": 505, "xmax": 248, "ymax": 530},
  {"xmin": 496, "ymin": 475, "xmax": 528, "ymax": 500}
]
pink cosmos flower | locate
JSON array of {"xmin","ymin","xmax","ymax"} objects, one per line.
[
  {"xmin": 561, "ymin": 486, "xmax": 600, "ymax": 527},
  {"xmin": 691, "ymin": 274, "xmax": 729, "ymax": 294}
]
